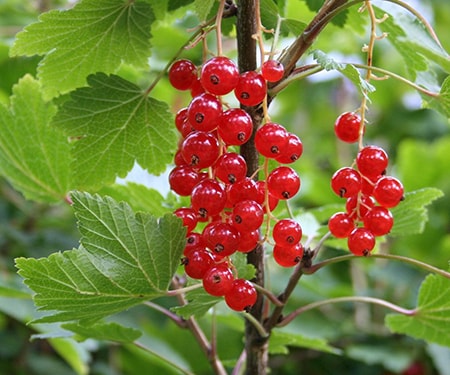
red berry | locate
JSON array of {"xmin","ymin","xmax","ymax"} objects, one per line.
[
  {"xmin": 224, "ymin": 279, "xmax": 257, "ymax": 311},
  {"xmin": 183, "ymin": 232, "xmax": 206, "ymax": 256},
  {"xmin": 348, "ymin": 227, "xmax": 375, "ymax": 256},
  {"xmin": 267, "ymin": 166, "xmax": 300, "ymax": 200},
  {"xmin": 202, "ymin": 263, "xmax": 234, "ymax": 296},
  {"xmin": 174, "ymin": 207, "xmax": 198, "ymax": 233},
  {"xmin": 238, "ymin": 229, "xmax": 260, "ymax": 253},
  {"xmin": 190, "ymin": 78, "xmax": 205, "ymax": 97},
  {"xmin": 213, "ymin": 152, "xmax": 247, "ymax": 184},
  {"xmin": 356, "ymin": 145, "xmax": 389, "ymax": 178},
  {"xmin": 181, "ymin": 131, "xmax": 220, "ymax": 169},
  {"xmin": 346, "ymin": 194, "xmax": 375, "ymax": 220},
  {"xmin": 261, "ymin": 60, "xmax": 284, "ymax": 82},
  {"xmin": 187, "ymin": 93, "xmax": 222, "ymax": 132},
  {"xmin": 232, "ymin": 199, "xmax": 264, "ymax": 232},
  {"xmin": 191, "ymin": 179, "xmax": 227, "ymax": 219},
  {"xmin": 363, "ymin": 206, "xmax": 393, "ymax": 236},
  {"xmin": 331, "ymin": 167, "xmax": 361, "ymax": 198},
  {"xmin": 234, "ymin": 71, "xmax": 267, "ymax": 106},
  {"xmin": 273, "ymin": 243, "xmax": 304, "ymax": 267},
  {"xmin": 203, "ymin": 221, "xmax": 240, "ymax": 257},
  {"xmin": 275, "ymin": 133, "xmax": 303, "ymax": 164},
  {"xmin": 227, "ymin": 177, "xmax": 259, "ymax": 206},
  {"xmin": 255, "ymin": 122, "xmax": 289, "ymax": 158},
  {"xmin": 273, "ymin": 219, "xmax": 302, "ymax": 247},
  {"xmin": 200, "ymin": 56, "xmax": 239, "ymax": 96},
  {"xmin": 334, "ymin": 112, "xmax": 363, "ymax": 143},
  {"xmin": 169, "ymin": 165, "xmax": 201, "ymax": 196},
  {"xmin": 218, "ymin": 108, "xmax": 253, "ymax": 146},
  {"xmin": 373, "ymin": 176, "xmax": 404, "ymax": 208},
  {"xmin": 182, "ymin": 248, "xmax": 215, "ymax": 279},
  {"xmin": 169, "ymin": 59, "xmax": 197, "ymax": 90},
  {"xmin": 328, "ymin": 212, "xmax": 355, "ymax": 238},
  {"xmin": 174, "ymin": 107, "xmax": 188, "ymax": 133},
  {"xmin": 254, "ymin": 180, "xmax": 279, "ymax": 212}
]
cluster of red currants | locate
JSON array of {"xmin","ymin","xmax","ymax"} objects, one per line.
[
  {"xmin": 329, "ymin": 112, "xmax": 404, "ymax": 256},
  {"xmin": 168, "ymin": 56, "xmax": 303, "ymax": 311}
]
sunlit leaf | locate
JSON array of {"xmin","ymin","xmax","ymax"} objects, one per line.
[
  {"xmin": 269, "ymin": 330, "xmax": 341, "ymax": 355},
  {"xmin": 63, "ymin": 322, "xmax": 142, "ymax": 343}
]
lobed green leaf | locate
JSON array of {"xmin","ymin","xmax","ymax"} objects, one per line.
[
  {"xmin": 62, "ymin": 322, "xmax": 142, "ymax": 343},
  {"xmin": 269, "ymin": 330, "xmax": 341, "ymax": 355},
  {"xmin": 171, "ymin": 288, "xmax": 220, "ymax": 319}
]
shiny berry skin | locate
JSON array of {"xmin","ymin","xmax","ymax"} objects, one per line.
[
  {"xmin": 183, "ymin": 232, "xmax": 206, "ymax": 256},
  {"xmin": 267, "ymin": 166, "xmax": 300, "ymax": 200},
  {"xmin": 203, "ymin": 221, "xmax": 240, "ymax": 257},
  {"xmin": 273, "ymin": 219, "xmax": 302, "ymax": 247},
  {"xmin": 190, "ymin": 78, "xmax": 205, "ymax": 97},
  {"xmin": 227, "ymin": 177, "xmax": 259, "ymax": 206},
  {"xmin": 331, "ymin": 167, "xmax": 361, "ymax": 198},
  {"xmin": 363, "ymin": 206, "xmax": 394, "ymax": 236},
  {"xmin": 356, "ymin": 145, "xmax": 389, "ymax": 178},
  {"xmin": 174, "ymin": 107, "xmax": 188, "ymax": 133},
  {"xmin": 187, "ymin": 93, "xmax": 222, "ymax": 132},
  {"xmin": 218, "ymin": 108, "xmax": 253, "ymax": 146},
  {"xmin": 261, "ymin": 60, "xmax": 284, "ymax": 82},
  {"xmin": 255, "ymin": 122, "xmax": 289, "ymax": 158},
  {"xmin": 255, "ymin": 180, "xmax": 279, "ymax": 211},
  {"xmin": 202, "ymin": 263, "xmax": 234, "ymax": 296},
  {"xmin": 273, "ymin": 243, "xmax": 304, "ymax": 267},
  {"xmin": 174, "ymin": 207, "xmax": 198, "ymax": 233},
  {"xmin": 373, "ymin": 176, "xmax": 404, "ymax": 208},
  {"xmin": 347, "ymin": 227, "xmax": 376, "ymax": 256},
  {"xmin": 334, "ymin": 112, "xmax": 363, "ymax": 143},
  {"xmin": 169, "ymin": 165, "xmax": 201, "ymax": 196},
  {"xmin": 169, "ymin": 59, "xmax": 197, "ymax": 90},
  {"xmin": 191, "ymin": 179, "xmax": 227, "ymax": 219},
  {"xmin": 182, "ymin": 248, "xmax": 215, "ymax": 279},
  {"xmin": 234, "ymin": 71, "xmax": 267, "ymax": 106},
  {"xmin": 238, "ymin": 229, "xmax": 259, "ymax": 253},
  {"xmin": 200, "ymin": 56, "xmax": 240, "ymax": 96},
  {"xmin": 328, "ymin": 212, "xmax": 355, "ymax": 238},
  {"xmin": 181, "ymin": 131, "xmax": 220, "ymax": 169},
  {"xmin": 232, "ymin": 199, "xmax": 264, "ymax": 232},
  {"xmin": 275, "ymin": 133, "xmax": 303, "ymax": 164},
  {"xmin": 213, "ymin": 152, "xmax": 247, "ymax": 184},
  {"xmin": 224, "ymin": 279, "xmax": 257, "ymax": 311}
]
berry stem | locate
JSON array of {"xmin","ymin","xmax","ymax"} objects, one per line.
[
  {"xmin": 144, "ymin": 301, "xmax": 188, "ymax": 328},
  {"xmin": 215, "ymin": 0, "xmax": 226, "ymax": 56},
  {"xmin": 277, "ymin": 296, "xmax": 416, "ymax": 327},
  {"xmin": 243, "ymin": 311, "xmax": 270, "ymax": 338}
]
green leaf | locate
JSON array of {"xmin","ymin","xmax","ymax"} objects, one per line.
[
  {"xmin": 0, "ymin": 75, "xmax": 71, "ymax": 203},
  {"xmin": 261, "ymin": 0, "xmax": 306, "ymax": 37},
  {"xmin": 53, "ymin": 73, "xmax": 177, "ymax": 190},
  {"xmin": 171, "ymin": 288, "xmax": 220, "ymax": 319},
  {"xmin": 63, "ymin": 322, "xmax": 142, "ymax": 343},
  {"xmin": 390, "ymin": 188, "xmax": 444, "ymax": 236},
  {"xmin": 231, "ymin": 252, "xmax": 256, "ymax": 280},
  {"xmin": 11, "ymin": 0, "xmax": 154, "ymax": 98},
  {"xmin": 386, "ymin": 274, "xmax": 450, "ymax": 346},
  {"xmin": 269, "ymin": 330, "xmax": 341, "ymax": 355},
  {"xmin": 16, "ymin": 191, "xmax": 186, "ymax": 323},
  {"xmin": 193, "ymin": 0, "xmax": 215, "ymax": 21},
  {"xmin": 429, "ymin": 75, "xmax": 450, "ymax": 118}
]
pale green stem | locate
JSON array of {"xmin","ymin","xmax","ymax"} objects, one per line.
[
  {"xmin": 243, "ymin": 311, "xmax": 270, "ymax": 338},
  {"xmin": 166, "ymin": 282, "xmax": 203, "ymax": 296},
  {"xmin": 252, "ymin": 282, "xmax": 284, "ymax": 307}
]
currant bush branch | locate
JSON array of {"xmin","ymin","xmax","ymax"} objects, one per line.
[{"xmin": 143, "ymin": 301, "xmax": 188, "ymax": 328}]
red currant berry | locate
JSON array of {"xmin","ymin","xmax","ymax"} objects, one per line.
[
  {"xmin": 183, "ymin": 232, "xmax": 205, "ymax": 256},
  {"xmin": 267, "ymin": 166, "xmax": 301, "ymax": 200},
  {"xmin": 169, "ymin": 165, "xmax": 201, "ymax": 196},
  {"xmin": 328, "ymin": 212, "xmax": 355, "ymax": 238},
  {"xmin": 175, "ymin": 107, "xmax": 188, "ymax": 133},
  {"xmin": 373, "ymin": 176, "xmax": 404, "ymax": 208},
  {"xmin": 218, "ymin": 108, "xmax": 253, "ymax": 146},
  {"xmin": 181, "ymin": 131, "xmax": 220, "ymax": 169},
  {"xmin": 254, "ymin": 122, "xmax": 289, "ymax": 158},
  {"xmin": 273, "ymin": 243, "xmax": 304, "ymax": 267},
  {"xmin": 331, "ymin": 167, "xmax": 361, "ymax": 198},
  {"xmin": 234, "ymin": 71, "xmax": 267, "ymax": 106},
  {"xmin": 275, "ymin": 133, "xmax": 303, "ymax": 164},
  {"xmin": 348, "ymin": 227, "xmax": 375, "ymax": 256},
  {"xmin": 168, "ymin": 59, "xmax": 197, "ymax": 91},
  {"xmin": 190, "ymin": 78, "xmax": 205, "ymax": 97},
  {"xmin": 238, "ymin": 230, "xmax": 260, "ymax": 253},
  {"xmin": 261, "ymin": 60, "xmax": 284, "ymax": 82},
  {"xmin": 346, "ymin": 194, "xmax": 375, "ymax": 220},
  {"xmin": 203, "ymin": 221, "xmax": 240, "ymax": 257},
  {"xmin": 187, "ymin": 93, "xmax": 222, "ymax": 132},
  {"xmin": 182, "ymin": 248, "xmax": 215, "ymax": 279},
  {"xmin": 232, "ymin": 199, "xmax": 264, "ymax": 232},
  {"xmin": 213, "ymin": 152, "xmax": 247, "ymax": 184},
  {"xmin": 224, "ymin": 279, "xmax": 257, "ymax": 311},
  {"xmin": 200, "ymin": 56, "xmax": 239, "ymax": 96},
  {"xmin": 363, "ymin": 206, "xmax": 393, "ymax": 236},
  {"xmin": 273, "ymin": 219, "xmax": 302, "ymax": 247},
  {"xmin": 334, "ymin": 112, "xmax": 363, "ymax": 143},
  {"xmin": 202, "ymin": 263, "xmax": 234, "ymax": 296},
  {"xmin": 254, "ymin": 180, "xmax": 279, "ymax": 211},
  {"xmin": 191, "ymin": 179, "xmax": 227, "ymax": 219},
  {"xmin": 174, "ymin": 207, "xmax": 198, "ymax": 233},
  {"xmin": 356, "ymin": 145, "xmax": 389, "ymax": 178},
  {"xmin": 227, "ymin": 177, "xmax": 259, "ymax": 206}
]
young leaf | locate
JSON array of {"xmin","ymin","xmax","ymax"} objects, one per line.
[
  {"xmin": 16, "ymin": 191, "xmax": 186, "ymax": 323},
  {"xmin": 62, "ymin": 322, "xmax": 142, "ymax": 343},
  {"xmin": 0, "ymin": 75, "xmax": 71, "ymax": 203},
  {"xmin": 386, "ymin": 274, "xmax": 450, "ymax": 347},
  {"xmin": 193, "ymin": 0, "xmax": 215, "ymax": 21},
  {"xmin": 11, "ymin": 0, "xmax": 154, "ymax": 98},
  {"xmin": 269, "ymin": 330, "xmax": 341, "ymax": 355},
  {"xmin": 53, "ymin": 73, "xmax": 177, "ymax": 190},
  {"xmin": 390, "ymin": 188, "xmax": 444, "ymax": 236},
  {"xmin": 171, "ymin": 288, "xmax": 220, "ymax": 319}
]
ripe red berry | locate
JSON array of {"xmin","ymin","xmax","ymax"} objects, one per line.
[
  {"xmin": 356, "ymin": 145, "xmax": 389, "ymax": 178},
  {"xmin": 174, "ymin": 107, "xmax": 188, "ymax": 133},
  {"xmin": 346, "ymin": 194, "xmax": 375, "ymax": 220},
  {"xmin": 168, "ymin": 59, "xmax": 197, "ymax": 91},
  {"xmin": 334, "ymin": 112, "xmax": 363, "ymax": 143},
  {"xmin": 174, "ymin": 207, "xmax": 198, "ymax": 233},
  {"xmin": 183, "ymin": 232, "xmax": 206, "ymax": 256},
  {"xmin": 328, "ymin": 212, "xmax": 355, "ymax": 238},
  {"xmin": 363, "ymin": 206, "xmax": 394, "ymax": 236},
  {"xmin": 238, "ymin": 229, "xmax": 260, "ymax": 253},
  {"xmin": 169, "ymin": 165, "xmax": 201, "ymax": 196},
  {"xmin": 347, "ymin": 227, "xmax": 376, "ymax": 256},
  {"xmin": 203, "ymin": 221, "xmax": 240, "ymax": 257},
  {"xmin": 373, "ymin": 176, "xmax": 404, "ymax": 208},
  {"xmin": 224, "ymin": 279, "xmax": 257, "ymax": 311},
  {"xmin": 255, "ymin": 180, "xmax": 279, "ymax": 212},
  {"xmin": 191, "ymin": 179, "xmax": 227, "ymax": 219},
  {"xmin": 255, "ymin": 123, "xmax": 289, "ymax": 158},
  {"xmin": 213, "ymin": 152, "xmax": 247, "ymax": 184},
  {"xmin": 187, "ymin": 93, "xmax": 222, "ymax": 132},
  {"xmin": 267, "ymin": 166, "xmax": 300, "ymax": 200},
  {"xmin": 261, "ymin": 60, "xmax": 284, "ymax": 82},
  {"xmin": 232, "ymin": 199, "xmax": 264, "ymax": 232},
  {"xmin": 181, "ymin": 131, "xmax": 220, "ymax": 169},
  {"xmin": 273, "ymin": 219, "xmax": 302, "ymax": 247},
  {"xmin": 218, "ymin": 108, "xmax": 253, "ymax": 146},
  {"xmin": 273, "ymin": 243, "xmax": 304, "ymax": 267},
  {"xmin": 234, "ymin": 71, "xmax": 267, "ymax": 106},
  {"xmin": 200, "ymin": 56, "xmax": 239, "ymax": 96},
  {"xmin": 182, "ymin": 248, "xmax": 215, "ymax": 279},
  {"xmin": 275, "ymin": 133, "xmax": 303, "ymax": 164},
  {"xmin": 202, "ymin": 263, "xmax": 234, "ymax": 296},
  {"xmin": 331, "ymin": 167, "xmax": 361, "ymax": 198},
  {"xmin": 226, "ymin": 177, "xmax": 259, "ymax": 206}
]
